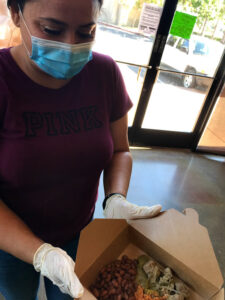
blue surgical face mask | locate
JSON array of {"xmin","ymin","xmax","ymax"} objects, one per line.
[{"xmin": 19, "ymin": 9, "xmax": 94, "ymax": 79}]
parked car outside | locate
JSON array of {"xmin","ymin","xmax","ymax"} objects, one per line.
[{"xmin": 160, "ymin": 34, "xmax": 224, "ymax": 88}]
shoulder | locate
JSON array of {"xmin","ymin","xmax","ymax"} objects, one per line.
[
  {"xmin": 0, "ymin": 48, "xmax": 12, "ymax": 94},
  {"xmin": 0, "ymin": 48, "xmax": 10, "ymax": 78},
  {"xmin": 0, "ymin": 47, "xmax": 11, "ymax": 66},
  {"xmin": 90, "ymin": 52, "xmax": 118, "ymax": 73},
  {"xmin": 89, "ymin": 51, "xmax": 122, "ymax": 81},
  {"xmin": 0, "ymin": 49, "xmax": 10, "ymax": 103},
  {"xmin": 92, "ymin": 52, "xmax": 115, "ymax": 65}
]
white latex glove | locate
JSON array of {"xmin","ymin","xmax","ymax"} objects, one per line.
[
  {"xmin": 103, "ymin": 194, "xmax": 162, "ymax": 219},
  {"xmin": 33, "ymin": 243, "xmax": 84, "ymax": 298}
]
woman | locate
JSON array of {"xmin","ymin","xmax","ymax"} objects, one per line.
[{"xmin": 0, "ymin": 0, "xmax": 162, "ymax": 299}]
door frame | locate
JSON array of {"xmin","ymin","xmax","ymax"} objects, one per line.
[{"xmin": 128, "ymin": 0, "xmax": 225, "ymax": 150}]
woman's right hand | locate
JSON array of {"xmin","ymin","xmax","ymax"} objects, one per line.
[{"xmin": 33, "ymin": 243, "xmax": 84, "ymax": 298}]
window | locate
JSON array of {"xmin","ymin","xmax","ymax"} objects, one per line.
[
  {"xmin": 193, "ymin": 41, "xmax": 209, "ymax": 55},
  {"xmin": 176, "ymin": 38, "xmax": 189, "ymax": 54},
  {"xmin": 167, "ymin": 35, "xmax": 178, "ymax": 46}
]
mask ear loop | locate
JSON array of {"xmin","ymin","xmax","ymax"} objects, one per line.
[{"xmin": 18, "ymin": 5, "xmax": 32, "ymax": 56}]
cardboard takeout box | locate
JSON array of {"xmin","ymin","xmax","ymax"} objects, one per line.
[{"xmin": 75, "ymin": 208, "xmax": 224, "ymax": 299}]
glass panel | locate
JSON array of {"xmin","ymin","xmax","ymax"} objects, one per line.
[
  {"xmin": 142, "ymin": 0, "xmax": 225, "ymax": 134},
  {"xmin": 117, "ymin": 62, "xmax": 147, "ymax": 126},
  {"xmin": 161, "ymin": 2, "xmax": 225, "ymax": 79},
  {"xmin": 93, "ymin": 0, "xmax": 165, "ymax": 65},
  {"xmin": 142, "ymin": 70, "xmax": 213, "ymax": 132},
  {"xmin": 198, "ymin": 84, "xmax": 225, "ymax": 154}
]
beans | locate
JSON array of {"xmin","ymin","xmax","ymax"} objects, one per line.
[{"xmin": 90, "ymin": 255, "xmax": 138, "ymax": 300}]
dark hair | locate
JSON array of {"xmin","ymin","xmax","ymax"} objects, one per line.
[{"xmin": 7, "ymin": 0, "xmax": 103, "ymax": 10}]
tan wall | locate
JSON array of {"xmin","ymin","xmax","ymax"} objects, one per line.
[{"xmin": 198, "ymin": 84, "xmax": 225, "ymax": 154}]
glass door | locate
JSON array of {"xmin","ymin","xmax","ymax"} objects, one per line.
[
  {"xmin": 93, "ymin": 0, "xmax": 166, "ymax": 127},
  {"xmin": 130, "ymin": 0, "xmax": 225, "ymax": 148}
]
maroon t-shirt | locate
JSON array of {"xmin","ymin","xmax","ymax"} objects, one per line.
[{"xmin": 0, "ymin": 48, "xmax": 132, "ymax": 246}]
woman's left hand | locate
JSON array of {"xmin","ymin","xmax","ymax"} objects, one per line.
[{"xmin": 103, "ymin": 194, "xmax": 162, "ymax": 220}]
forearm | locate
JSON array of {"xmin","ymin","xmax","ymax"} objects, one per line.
[
  {"xmin": 103, "ymin": 151, "xmax": 132, "ymax": 197},
  {"xmin": 0, "ymin": 199, "xmax": 44, "ymax": 264}
]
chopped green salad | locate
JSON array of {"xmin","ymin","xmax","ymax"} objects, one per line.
[{"xmin": 136, "ymin": 255, "xmax": 189, "ymax": 300}]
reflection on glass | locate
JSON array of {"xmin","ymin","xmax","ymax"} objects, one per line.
[
  {"xmin": 93, "ymin": 0, "xmax": 165, "ymax": 65},
  {"xmin": 161, "ymin": 0, "xmax": 225, "ymax": 82},
  {"xmin": 161, "ymin": 34, "xmax": 224, "ymax": 82},
  {"xmin": 142, "ymin": 71, "xmax": 213, "ymax": 133},
  {"xmin": 117, "ymin": 63, "xmax": 147, "ymax": 126},
  {"xmin": 94, "ymin": 25, "xmax": 153, "ymax": 65}
]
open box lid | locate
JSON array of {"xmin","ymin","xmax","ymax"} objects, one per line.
[
  {"xmin": 76, "ymin": 209, "xmax": 224, "ymax": 299},
  {"xmin": 76, "ymin": 218, "xmax": 128, "ymax": 279},
  {"xmin": 210, "ymin": 289, "xmax": 224, "ymax": 300},
  {"xmin": 128, "ymin": 208, "xmax": 224, "ymax": 298}
]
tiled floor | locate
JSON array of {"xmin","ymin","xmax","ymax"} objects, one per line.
[{"xmin": 1, "ymin": 147, "xmax": 224, "ymax": 299}]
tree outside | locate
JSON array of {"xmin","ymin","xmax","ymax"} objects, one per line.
[{"xmin": 100, "ymin": 0, "xmax": 225, "ymax": 43}]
